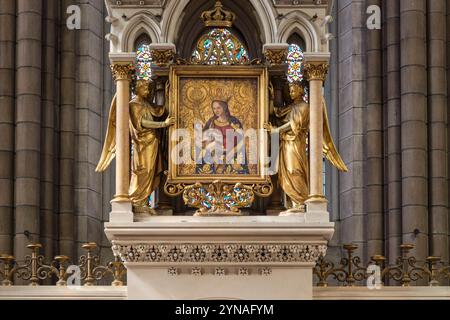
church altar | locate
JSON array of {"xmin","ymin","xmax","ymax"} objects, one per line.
[{"xmin": 102, "ymin": 0, "xmax": 337, "ymax": 300}]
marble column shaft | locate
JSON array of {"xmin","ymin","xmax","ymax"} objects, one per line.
[
  {"xmin": 305, "ymin": 64, "xmax": 328, "ymax": 200},
  {"xmin": 0, "ymin": 0, "xmax": 16, "ymax": 254},
  {"xmin": 400, "ymin": 0, "xmax": 428, "ymax": 260},
  {"xmin": 111, "ymin": 65, "xmax": 132, "ymax": 202},
  {"xmin": 428, "ymin": 0, "xmax": 449, "ymax": 262}
]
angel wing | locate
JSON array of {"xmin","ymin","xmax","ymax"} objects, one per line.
[
  {"xmin": 322, "ymin": 97, "xmax": 348, "ymax": 172},
  {"xmin": 96, "ymin": 94, "xmax": 117, "ymax": 172}
]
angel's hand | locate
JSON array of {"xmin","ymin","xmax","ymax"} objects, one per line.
[
  {"xmin": 164, "ymin": 116, "xmax": 176, "ymax": 127},
  {"xmin": 264, "ymin": 122, "xmax": 275, "ymax": 133},
  {"xmin": 268, "ymin": 82, "xmax": 274, "ymax": 100}
]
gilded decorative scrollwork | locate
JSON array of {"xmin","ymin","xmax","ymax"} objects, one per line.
[
  {"xmin": 264, "ymin": 48, "xmax": 288, "ymax": 65},
  {"xmin": 151, "ymin": 49, "xmax": 175, "ymax": 67},
  {"xmin": 182, "ymin": 181, "xmax": 255, "ymax": 216},
  {"xmin": 252, "ymin": 179, "xmax": 274, "ymax": 198},
  {"xmin": 164, "ymin": 177, "xmax": 186, "ymax": 197}
]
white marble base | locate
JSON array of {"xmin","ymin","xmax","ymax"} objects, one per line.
[
  {"xmin": 105, "ymin": 216, "xmax": 334, "ymax": 300},
  {"xmin": 127, "ymin": 265, "xmax": 313, "ymax": 300},
  {"xmin": 110, "ymin": 202, "xmax": 133, "ymax": 223}
]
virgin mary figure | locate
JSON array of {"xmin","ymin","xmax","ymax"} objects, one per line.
[{"xmin": 196, "ymin": 100, "xmax": 249, "ymax": 175}]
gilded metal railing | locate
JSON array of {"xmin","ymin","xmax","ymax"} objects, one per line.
[
  {"xmin": 0, "ymin": 243, "xmax": 126, "ymax": 287},
  {"xmin": 1, "ymin": 242, "xmax": 449, "ymax": 287},
  {"xmin": 314, "ymin": 243, "xmax": 450, "ymax": 287}
]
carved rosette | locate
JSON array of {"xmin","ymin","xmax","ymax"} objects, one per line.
[
  {"xmin": 264, "ymin": 48, "xmax": 288, "ymax": 65},
  {"xmin": 112, "ymin": 243, "xmax": 328, "ymax": 264},
  {"xmin": 150, "ymin": 49, "xmax": 175, "ymax": 67},
  {"xmin": 304, "ymin": 63, "xmax": 329, "ymax": 81},
  {"xmin": 110, "ymin": 64, "xmax": 134, "ymax": 82}
]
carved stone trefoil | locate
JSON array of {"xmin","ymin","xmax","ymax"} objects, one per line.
[{"xmin": 112, "ymin": 243, "xmax": 328, "ymax": 264}]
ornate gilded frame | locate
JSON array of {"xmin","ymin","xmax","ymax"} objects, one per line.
[{"xmin": 165, "ymin": 65, "xmax": 272, "ymax": 199}]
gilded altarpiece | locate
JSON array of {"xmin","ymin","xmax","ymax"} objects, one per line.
[{"xmin": 164, "ymin": 66, "xmax": 273, "ymax": 214}]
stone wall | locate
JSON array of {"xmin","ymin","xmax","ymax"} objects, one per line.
[
  {"xmin": 328, "ymin": 0, "xmax": 450, "ymax": 266},
  {"xmin": 0, "ymin": 0, "xmax": 114, "ymax": 263}
]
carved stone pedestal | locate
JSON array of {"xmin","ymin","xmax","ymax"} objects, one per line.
[{"xmin": 105, "ymin": 216, "xmax": 334, "ymax": 300}]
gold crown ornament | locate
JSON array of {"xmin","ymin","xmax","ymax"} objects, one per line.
[{"xmin": 201, "ymin": 1, "xmax": 236, "ymax": 28}]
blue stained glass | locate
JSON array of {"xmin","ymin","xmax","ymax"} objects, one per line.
[
  {"xmin": 192, "ymin": 28, "xmax": 249, "ymax": 65},
  {"xmin": 136, "ymin": 44, "xmax": 152, "ymax": 80},
  {"xmin": 287, "ymin": 44, "xmax": 304, "ymax": 84},
  {"xmin": 287, "ymin": 44, "xmax": 308, "ymax": 102}
]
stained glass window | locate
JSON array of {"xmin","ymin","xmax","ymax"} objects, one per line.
[
  {"xmin": 287, "ymin": 44, "xmax": 304, "ymax": 83},
  {"xmin": 287, "ymin": 43, "xmax": 308, "ymax": 102},
  {"xmin": 192, "ymin": 28, "xmax": 249, "ymax": 65},
  {"xmin": 136, "ymin": 43, "xmax": 152, "ymax": 80}
]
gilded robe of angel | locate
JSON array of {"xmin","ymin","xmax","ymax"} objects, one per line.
[
  {"xmin": 268, "ymin": 83, "xmax": 348, "ymax": 208},
  {"xmin": 96, "ymin": 79, "xmax": 174, "ymax": 213}
]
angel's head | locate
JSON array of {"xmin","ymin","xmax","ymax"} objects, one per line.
[
  {"xmin": 135, "ymin": 79, "xmax": 153, "ymax": 98},
  {"xmin": 288, "ymin": 82, "xmax": 305, "ymax": 101}
]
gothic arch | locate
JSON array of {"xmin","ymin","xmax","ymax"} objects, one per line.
[
  {"xmin": 278, "ymin": 11, "xmax": 320, "ymax": 52},
  {"xmin": 121, "ymin": 13, "xmax": 161, "ymax": 52},
  {"xmin": 161, "ymin": 0, "xmax": 277, "ymax": 45}
]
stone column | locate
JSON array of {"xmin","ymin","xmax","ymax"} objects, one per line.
[
  {"xmin": 365, "ymin": 0, "xmax": 384, "ymax": 258},
  {"xmin": 59, "ymin": 0, "xmax": 76, "ymax": 259},
  {"xmin": 386, "ymin": 0, "xmax": 402, "ymax": 264},
  {"xmin": 109, "ymin": 54, "xmax": 135, "ymax": 223},
  {"xmin": 304, "ymin": 58, "xmax": 330, "ymax": 222},
  {"xmin": 15, "ymin": 0, "xmax": 43, "ymax": 261},
  {"xmin": 447, "ymin": 0, "xmax": 450, "ymax": 256},
  {"xmin": 40, "ymin": 0, "xmax": 57, "ymax": 260},
  {"xmin": 0, "ymin": 0, "xmax": 16, "ymax": 254},
  {"xmin": 400, "ymin": 0, "xmax": 428, "ymax": 261},
  {"xmin": 427, "ymin": 0, "xmax": 448, "ymax": 262}
]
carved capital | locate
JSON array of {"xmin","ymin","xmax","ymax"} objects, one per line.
[
  {"xmin": 151, "ymin": 49, "xmax": 175, "ymax": 67},
  {"xmin": 110, "ymin": 64, "xmax": 134, "ymax": 82},
  {"xmin": 304, "ymin": 63, "xmax": 329, "ymax": 81},
  {"xmin": 264, "ymin": 48, "xmax": 288, "ymax": 65}
]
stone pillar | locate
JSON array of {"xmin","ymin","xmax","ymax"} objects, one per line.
[
  {"xmin": 109, "ymin": 54, "xmax": 135, "ymax": 223},
  {"xmin": 15, "ymin": 0, "xmax": 43, "ymax": 261},
  {"xmin": 74, "ymin": 1, "xmax": 106, "ymax": 257},
  {"xmin": 59, "ymin": 0, "xmax": 76, "ymax": 259},
  {"xmin": 447, "ymin": 0, "xmax": 450, "ymax": 256},
  {"xmin": 304, "ymin": 58, "xmax": 330, "ymax": 222},
  {"xmin": 365, "ymin": 0, "xmax": 384, "ymax": 258},
  {"xmin": 0, "ymin": 0, "xmax": 16, "ymax": 254},
  {"xmin": 40, "ymin": 0, "xmax": 57, "ymax": 260},
  {"xmin": 386, "ymin": 0, "xmax": 402, "ymax": 264},
  {"xmin": 427, "ymin": 0, "xmax": 448, "ymax": 262},
  {"xmin": 400, "ymin": 0, "xmax": 428, "ymax": 260}
]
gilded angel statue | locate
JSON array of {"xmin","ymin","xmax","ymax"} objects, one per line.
[
  {"xmin": 265, "ymin": 82, "xmax": 348, "ymax": 211},
  {"xmin": 96, "ymin": 79, "xmax": 175, "ymax": 214}
]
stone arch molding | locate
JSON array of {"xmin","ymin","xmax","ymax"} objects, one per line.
[
  {"xmin": 121, "ymin": 13, "xmax": 162, "ymax": 52},
  {"xmin": 278, "ymin": 10, "xmax": 321, "ymax": 52},
  {"xmin": 161, "ymin": 0, "xmax": 278, "ymax": 44}
]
